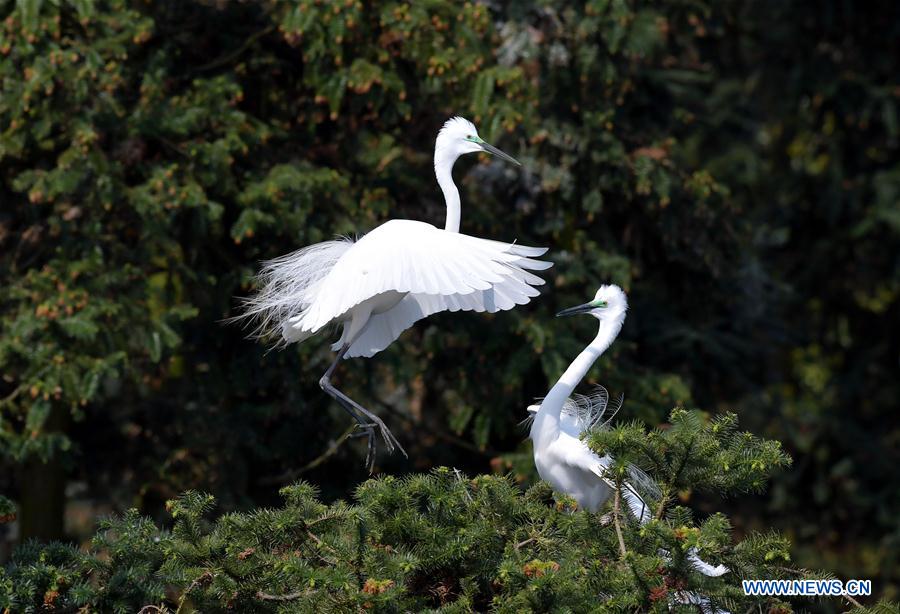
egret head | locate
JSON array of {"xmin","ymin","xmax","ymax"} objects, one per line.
[
  {"xmin": 556, "ymin": 284, "xmax": 628, "ymax": 320},
  {"xmin": 435, "ymin": 116, "xmax": 520, "ymax": 166}
]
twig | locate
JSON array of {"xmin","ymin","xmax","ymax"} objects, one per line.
[
  {"xmin": 256, "ymin": 589, "xmax": 313, "ymax": 602},
  {"xmin": 195, "ymin": 26, "xmax": 275, "ymax": 73},
  {"xmin": 0, "ymin": 367, "xmax": 51, "ymax": 409},
  {"xmin": 843, "ymin": 594, "xmax": 864, "ymax": 609},
  {"xmin": 654, "ymin": 484, "xmax": 671, "ymax": 520},
  {"xmin": 655, "ymin": 437, "xmax": 695, "ymax": 520},
  {"xmin": 612, "ymin": 486, "xmax": 627, "ymax": 558},
  {"xmin": 671, "ymin": 436, "xmax": 695, "ymax": 487},
  {"xmin": 0, "ymin": 383, "xmax": 25, "ymax": 408},
  {"xmin": 304, "ymin": 528, "xmax": 339, "ymax": 565},
  {"xmin": 514, "ymin": 537, "xmax": 535, "ymax": 551},
  {"xmin": 175, "ymin": 571, "xmax": 211, "ymax": 614},
  {"xmin": 261, "ymin": 423, "xmax": 357, "ymax": 484}
]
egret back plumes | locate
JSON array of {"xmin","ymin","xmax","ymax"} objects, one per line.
[
  {"xmin": 237, "ymin": 238, "xmax": 353, "ymax": 345},
  {"xmin": 234, "ymin": 117, "xmax": 550, "ymax": 468},
  {"xmin": 526, "ymin": 384, "xmax": 623, "ymax": 431}
]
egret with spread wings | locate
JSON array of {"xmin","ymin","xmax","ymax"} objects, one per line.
[{"xmin": 237, "ymin": 118, "xmax": 551, "ymax": 468}]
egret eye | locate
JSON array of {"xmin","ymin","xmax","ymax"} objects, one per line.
[{"xmin": 591, "ymin": 299, "xmax": 608, "ymax": 308}]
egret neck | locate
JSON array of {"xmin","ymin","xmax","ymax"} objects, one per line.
[
  {"xmin": 531, "ymin": 311, "xmax": 626, "ymax": 450},
  {"xmin": 434, "ymin": 148, "xmax": 461, "ymax": 233}
]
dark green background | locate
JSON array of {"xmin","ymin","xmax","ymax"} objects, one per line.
[{"xmin": 1, "ymin": 0, "xmax": 897, "ymax": 604}]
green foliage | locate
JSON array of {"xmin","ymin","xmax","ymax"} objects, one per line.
[
  {"xmin": 5, "ymin": 410, "xmax": 891, "ymax": 612},
  {"xmin": 0, "ymin": 0, "xmax": 724, "ymax": 478},
  {"xmin": 585, "ymin": 409, "xmax": 792, "ymax": 500},
  {"xmin": 0, "ymin": 463, "xmax": 856, "ymax": 614}
]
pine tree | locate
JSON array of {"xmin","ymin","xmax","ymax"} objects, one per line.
[{"xmin": 2, "ymin": 410, "xmax": 892, "ymax": 612}]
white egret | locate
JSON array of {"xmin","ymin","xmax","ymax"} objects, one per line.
[
  {"xmin": 238, "ymin": 117, "xmax": 551, "ymax": 467},
  {"xmin": 525, "ymin": 385, "xmax": 656, "ymax": 522},
  {"xmin": 529, "ymin": 285, "xmax": 631, "ymax": 512},
  {"xmin": 528, "ymin": 285, "xmax": 729, "ymax": 582}
]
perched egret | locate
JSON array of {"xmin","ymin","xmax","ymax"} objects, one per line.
[
  {"xmin": 529, "ymin": 285, "xmax": 631, "ymax": 511},
  {"xmin": 238, "ymin": 117, "xmax": 551, "ymax": 468},
  {"xmin": 529, "ymin": 285, "xmax": 729, "ymax": 582},
  {"xmin": 525, "ymin": 385, "xmax": 656, "ymax": 521}
]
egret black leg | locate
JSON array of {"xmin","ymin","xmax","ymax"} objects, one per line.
[
  {"xmin": 327, "ymin": 393, "xmax": 379, "ymax": 470},
  {"xmin": 318, "ymin": 344, "xmax": 407, "ymax": 470}
]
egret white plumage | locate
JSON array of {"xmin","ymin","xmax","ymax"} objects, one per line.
[
  {"xmin": 238, "ymin": 117, "xmax": 551, "ymax": 468},
  {"xmin": 525, "ymin": 385, "xmax": 656, "ymax": 521},
  {"xmin": 529, "ymin": 285, "xmax": 634, "ymax": 512},
  {"xmin": 528, "ymin": 285, "xmax": 729, "ymax": 583}
]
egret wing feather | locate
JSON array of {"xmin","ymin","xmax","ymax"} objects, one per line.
[
  {"xmin": 342, "ymin": 272, "xmax": 540, "ymax": 358},
  {"xmin": 300, "ymin": 219, "xmax": 550, "ymax": 335},
  {"xmin": 239, "ymin": 219, "xmax": 550, "ymax": 351},
  {"xmin": 554, "ymin": 437, "xmax": 609, "ymax": 481},
  {"xmin": 553, "ymin": 438, "xmax": 657, "ymax": 525}
]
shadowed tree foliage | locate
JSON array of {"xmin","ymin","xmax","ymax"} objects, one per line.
[{"xmin": 0, "ymin": 0, "xmax": 897, "ymax": 608}]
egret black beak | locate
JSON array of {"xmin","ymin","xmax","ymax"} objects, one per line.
[
  {"xmin": 481, "ymin": 140, "xmax": 521, "ymax": 166},
  {"xmin": 556, "ymin": 302, "xmax": 594, "ymax": 317}
]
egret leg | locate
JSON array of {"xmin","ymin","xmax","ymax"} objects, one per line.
[
  {"xmin": 318, "ymin": 362, "xmax": 379, "ymax": 468},
  {"xmin": 319, "ymin": 343, "xmax": 408, "ymax": 470}
]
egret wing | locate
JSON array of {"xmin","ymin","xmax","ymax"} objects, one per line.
[
  {"xmin": 297, "ymin": 219, "xmax": 551, "ymax": 335},
  {"xmin": 554, "ymin": 436, "xmax": 609, "ymax": 480},
  {"xmin": 552, "ymin": 436, "xmax": 653, "ymax": 520},
  {"xmin": 340, "ymin": 272, "xmax": 543, "ymax": 357}
]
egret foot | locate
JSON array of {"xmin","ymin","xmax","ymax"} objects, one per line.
[
  {"xmin": 319, "ymin": 373, "xmax": 407, "ymax": 470},
  {"xmin": 349, "ymin": 423, "xmax": 390, "ymax": 473}
]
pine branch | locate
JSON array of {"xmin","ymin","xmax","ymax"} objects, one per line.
[
  {"xmin": 256, "ymin": 589, "xmax": 314, "ymax": 601},
  {"xmin": 655, "ymin": 484, "xmax": 671, "ymax": 520},
  {"xmin": 515, "ymin": 537, "xmax": 536, "ymax": 551},
  {"xmin": 612, "ymin": 485, "xmax": 627, "ymax": 558},
  {"xmin": 175, "ymin": 571, "xmax": 212, "ymax": 614},
  {"xmin": 303, "ymin": 528, "xmax": 339, "ymax": 565},
  {"xmin": 669, "ymin": 435, "xmax": 696, "ymax": 489}
]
